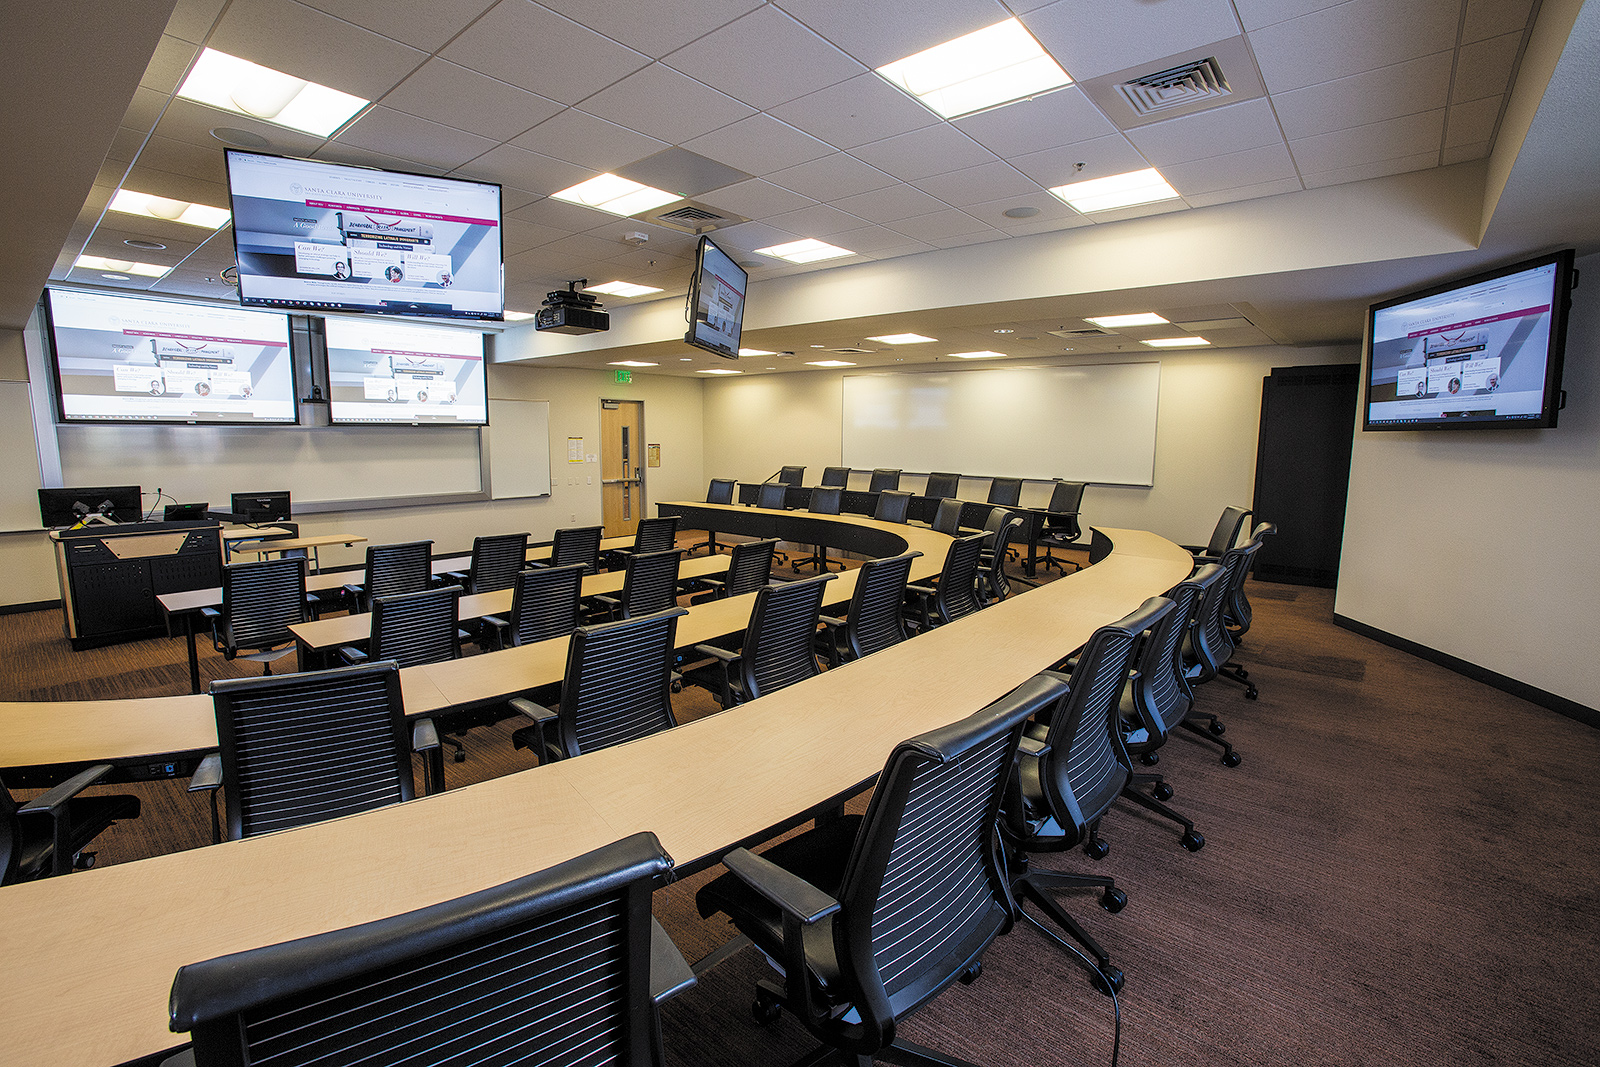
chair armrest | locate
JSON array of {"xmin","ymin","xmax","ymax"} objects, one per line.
[
  {"xmin": 693, "ymin": 643, "xmax": 741, "ymax": 664},
  {"xmin": 439, "ymin": 570, "xmax": 467, "ymax": 584},
  {"xmin": 509, "ymin": 697, "xmax": 558, "ymax": 724},
  {"xmin": 721, "ymin": 847, "xmax": 841, "ymax": 925},
  {"xmin": 17, "ymin": 763, "xmax": 114, "ymax": 816},
  {"xmin": 338, "ymin": 645, "xmax": 368, "ymax": 665},
  {"xmin": 650, "ymin": 918, "xmax": 697, "ymax": 1005},
  {"xmin": 199, "ymin": 607, "xmax": 221, "ymax": 624},
  {"xmin": 342, "ymin": 583, "xmax": 364, "ymax": 597},
  {"xmin": 1017, "ymin": 734, "xmax": 1051, "ymax": 759},
  {"xmin": 905, "ymin": 583, "xmax": 935, "ymax": 598},
  {"xmin": 411, "ymin": 717, "xmax": 440, "ymax": 754},
  {"xmin": 187, "ymin": 753, "xmax": 223, "ymax": 794}
]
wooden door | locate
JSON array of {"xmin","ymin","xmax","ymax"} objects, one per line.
[{"xmin": 600, "ymin": 399, "xmax": 644, "ymax": 538}]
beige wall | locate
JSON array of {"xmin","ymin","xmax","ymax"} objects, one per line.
[{"xmin": 1335, "ymin": 251, "xmax": 1600, "ymax": 711}]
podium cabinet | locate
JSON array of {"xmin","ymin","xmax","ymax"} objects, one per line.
[{"xmin": 50, "ymin": 522, "xmax": 223, "ymax": 650}]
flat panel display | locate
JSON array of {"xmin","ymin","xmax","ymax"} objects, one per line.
[
  {"xmin": 226, "ymin": 150, "xmax": 503, "ymax": 322},
  {"xmin": 1364, "ymin": 250, "xmax": 1574, "ymax": 430},
  {"xmin": 325, "ymin": 316, "xmax": 488, "ymax": 425},
  {"xmin": 684, "ymin": 236, "xmax": 746, "ymax": 359},
  {"xmin": 46, "ymin": 289, "xmax": 296, "ymax": 424}
]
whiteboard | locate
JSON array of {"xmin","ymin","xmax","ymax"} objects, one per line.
[
  {"xmin": 487, "ymin": 398, "xmax": 552, "ymax": 499},
  {"xmin": 842, "ymin": 363, "xmax": 1161, "ymax": 486},
  {"xmin": 0, "ymin": 381, "xmax": 43, "ymax": 531}
]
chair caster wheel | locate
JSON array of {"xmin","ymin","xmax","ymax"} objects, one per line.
[
  {"xmin": 752, "ymin": 993, "xmax": 782, "ymax": 1025},
  {"xmin": 72, "ymin": 851, "xmax": 97, "ymax": 871},
  {"xmin": 1152, "ymin": 782, "xmax": 1174, "ymax": 801},
  {"xmin": 1234, "ymin": 668, "xmax": 1248, "ymax": 679},
  {"xmin": 1085, "ymin": 838, "xmax": 1110, "ymax": 860},
  {"xmin": 453, "ymin": 751, "xmax": 466, "ymax": 763},
  {"xmin": 1209, "ymin": 721, "xmax": 1226, "ymax": 736},
  {"xmin": 1101, "ymin": 887, "xmax": 1127, "ymax": 913},
  {"xmin": 1140, "ymin": 752, "xmax": 1159, "ymax": 766},
  {"xmin": 1093, "ymin": 966, "xmax": 1124, "ymax": 996},
  {"xmin": 959, "ymin": 961, "xmax": 983, "ymax": 984},
  {"xmin": 1181, "ymin": 830, "xmax": 1205, "ymax": 852},
  {"xmin": 1245, "ymin": 689, "xmax": 1258, "ymax": 700},
  {"xmin": 1222, "ymin": 751, "xmax": 1242, "ymax": 768}
]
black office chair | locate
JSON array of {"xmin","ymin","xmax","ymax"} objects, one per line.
[
  {"xmin": 441, "ymin": 532, "xmax": 528, "ymax": 594},
  {"xmin": 1184, "ymin": 505, "xmax": 1253, "ymax": 564},
  {"xmin": 203, "ymin": 556, "xmax": 308, "ymax": 676},
  {"xmin": 793, "ymin": 485, "xmax": 844, "ymax": 573},
  {"xmin": 592, "ymin": 547, "xmax": 683, "ymax": 621},
  {"xmin": 695, "ymin": 677, "xmax": 1046, "ymax": 1067},
  {"xmin": 1036, "ymin": 480, "xmax": 1086, "ymax": 575},
  {"xmin": 1224, "ymin": 521, "xmax": 1276, "ymax": 638},
  {"xmin": 510, "ymin": 607, "xmax": 687, "ymax": 763},
  {"xmin": 817, "ymin": 551, "xmax": 920, "ymax": 667},
  {"xmin": 684, "ymin": 573, "xmax": 836, "ymax": 708},
  {"xmin": 868, "ymin": 468, "xmax": 901, "ymax": 492},
  {"xmin": 169, "ymin": 832, "xmax": 690, "ymax": 1067},
  {"xmin": 1186, "ymin": 528, "xmax": 1271, "ymax": 699},
  {"xmin": 339, "ymin": 585, "xmax": 466, "ymax": 669},
  {"xmin": 629, "ymin": 514, "xmax": 680, "ymax": 555},
  {"xmin": 691, "ymin": 537, "xmax": 777, "ymax": 602},
  {"xmin": 1000, "ymin": 597, "xmax": 1173, "ymax": 994},
  {"xmin": 697, "ymin": 477, "xmax": 738, "ymax": 555},
  {"xmin": 873, "ymin": 488, "xmax": 913, "ymax": 524},
  {"xmin": 820, "ymin": 466, "xmax": 850, "ymax": 487},
  {"xmin": 2, "ymin": 769, "xmax": 139, "ymax": 884},
  {"xmin": 930, "ymin": 496, "xmax": 965, "ymax": 535},
  {"xmin": 756, "ymin": 481, "xmax": 789, "ymax": 510},
  {"xmin": 536, "ymin": 524, "xmax": 604, "ymax": 575},
  {"xmin": 479, "ymin": 563, "xmax": 586, "ymax": 650},
  {"xmin": 344, "ymin": 540, "xmax": 433, "ymax": 613},
  {"xmin": 987, "ymin": 476, "xmax": 1023, "ymax": 507},
  {"xmin": 776, "ymin": 465, "xmax": 805, "ymax": 486},
  {"xmin": 978, "ymin": 515, "xmax": 1025, "ymax": 606},
  {"xmin": 905, "ymin": 532, "xmax": 986, "ymax": 631},
  {"xmin": 924, "ymin": 471, "xmax": 961, "ymax": 499}
]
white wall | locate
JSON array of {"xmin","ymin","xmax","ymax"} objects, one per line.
[
  {"xmin": 1335, "ymin": 251, "xmax": 1600, "ymax": 712},
  {"xmin": 702, "ymin": 344, "xmax": 1358, "ymax": 547}
]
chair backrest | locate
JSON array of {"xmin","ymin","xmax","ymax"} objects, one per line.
[
  {"xmin": 1223, "ymin": 522, "xmax": 1275, "ymax": 636},
  {"xmin": 706, "ymin": 477, "xmax": 736, "ymax": 505},
  {"xmin": 809, "ymin": 485, "xmax": 843, "ymax": 515},
  {"xmin": 873, "ymin": 489, "xmax": 913, "ymax": 524},
  {"xmin": 633, "ymin": 515, "xmax": 679, "ymax": 554},
  {"xmin": 924, "ymin": 472, "xmax": 961, "ymax": 499},
  {"xmin": 1126, "ymin": 576, "xmax": 1203, "ymax": 738},
  {"xmin": 828, "ymin": 674, "xmax": 1060, "ymax": 1047},
  {"xmin": 868, "ymin": 468, "xmax": 901, "ymax": 492},
  {"xmin": 170, "ymin": 831, "xmax": 673, "ymax": 1067},
  {"xmin": 466, "ymin": 532, "xmax": 529, "ymax": 594},
  {"xmin": 550, "ymin": 525, "xmax": 603, "ymax": 574},
  {"xmin": 507, "ymin": 564, "xmax": 586, "ymax": 647},
  {"xmin": 0, "ymin": 778, "xmax": 23, "ymax": 886},
  {"xmin": 1182, "ymin": 562, "xmax": 1232, "ymax": 683},
  {"xmin": 738, "ymin": 573, "xmax": 836, "ymax": 701},
  {"xmin": 363, "ymin": 540, "xmax": 433, "ymax": 606},
  {"xmin": 724, "ymin": 538, "xmax": 778, "ymax": 597},
  {"xmin": 777, "ymin": 465, "xmax": 805, "ymax": 486},
  {"xmin": 620, "ymin": 548, "xmax": 683, "ymax": 619},
  {"xmin": 981, "ymin": 506, "xmax": 1015, "ymax": 541},
  {"xmin": 983, "ymin": 517, "xmax": 1024, "ymax": 603},
  {"xmin": 931, "ymin": 533, "xmax": 987, "ymax": 624},
  {"xmin": 1204, "ymin": 505, "xmax": 1253, "ymax": 557},
  {"xmin": 557, "ymin": 608, "xmax": 687, "ymax": 758},
  {"xmin": 370, "ymin": 585, "xmax": 463, "ymax": 668},
  {"xmin": 210, "ymin": 662, "xmax": 413, "ymax": 841},
  {"xmin": 756, "ymin": 481, "xmax": 789, "ymax": 510},
  {"xmin": 1046, "ymin": 480, "xmax": 1085, "ymax": 540},
  {"xmin": 845, "ymin": 551, "xmax": 920, "ymax": 659},
  {"xmin": 986, "ymin": 477, "xmax": 1023, "ymax": 506},
  {"xmin": 931, "ymin": 497, "xmax": 964, "ymax": 536},
  {"xmin": 220, "ymin": 556, "xmax": 308, "ymax": 653},
  {"xmin": 820, "ymin": 466, "xmax": 850, "ymax": 487}
]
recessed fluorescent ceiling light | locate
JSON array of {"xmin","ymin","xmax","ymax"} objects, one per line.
[
  {"xmin": 609, "ymin": 360, "xmax": 658, "ymax": 367},
  {"xmin": 74, "ymin": 255, "xmax": 168, "ymax": 277},
  {"xmin": 1142, "ymin": 336, "xmax": 1211, "ymax": 348},
  {"xmin": 552, "ymin": 173, "xmax": 681, "ymax": 217},
  {"xmin": 738, "ymin": 348, "xmax": 776, "ymax": 356},
  {"xmin": 950, "ymin": 350, "xmax": 1006, "ymax": 359},
  {"xmin": 177, "ymin": 49, "xmax": 368, "ymax": 137},
  {"xmin": 867, "ymin": 333, "xmax": 937, "ymax": 344},
  {"xmin": 876, "ymin": 18, "xmax": 1072, "ymax": 119},
  {"xmin": 698, "ymin": 368, "xmax": 741, "ymax": 374},
  {"xmin": 110, "ymin": 191, "xmax": 231, "ymax": 230},
  {"xmin": 1085, "ymin": 312, "xmax": 1168, "ymax": 328},
  {"xmin": 586, "ymin": 280, "xmax": 663, "ymax": 297},
  {"xmin": 1051, "ymin": 168, "xmax": 1180, "ymax": 213},
  {"xmin": 754, "ymin": 239, "xmax": 854, "ymax": 263},
  {"xmin": 805, "ymin": 359, "xmax": 856, "ymax": 367},
  {"xmin": 502, "ymin": 310, "xmax": 536, "ymax": 321}
]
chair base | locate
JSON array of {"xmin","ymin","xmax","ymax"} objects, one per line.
[
  {"xmin": 1011, "ymin": 864, "xmax": 1126, "ymax": 995},
  {"xmin": 1179, "ymin": 714, "xmax": 1242, "ymax": 766},
  {"xmin": 793, "ymin": 547, "xmax": 843, "ymax": 574},
  {"xmin": 1121, "ymin": 775, "xmax": 1204, "ymax": 851},
  {"xmin": 1038, "ymin": 547, "xmax": 1081, "ymax": 574},
  {"xmin": 1217, "ymin": 662, "xmax": 1259, "ymax": 699}
]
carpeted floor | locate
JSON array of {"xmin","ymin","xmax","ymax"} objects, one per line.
[{"xmin": 3, "ymin": 540, "xmax": 1597, "ymax": 1067}]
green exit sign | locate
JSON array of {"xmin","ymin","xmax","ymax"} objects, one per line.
[{"xmin": 613, "ymin": 369, "xmax": 632, "ymax": 384}]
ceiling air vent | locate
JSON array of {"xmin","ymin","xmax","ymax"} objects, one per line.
[
  {"xmin": 639, "ymin": 199, "xmax": 749, "ymax": 235},
  {"xmin": 826, "ymin": 347, "xmax": 876, "ymax": 355},
  {"xmin": 1116, "ymin": 56, "xmax": 1231, "ymax": 117},
  {"xmin": 1048, "ymin": 328, "xmax": 1114, "ymax": 338}
]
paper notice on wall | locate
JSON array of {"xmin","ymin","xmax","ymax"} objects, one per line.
[{"xmin": 568, "ymin": 437, "xmax": 584, "ymax": 462}]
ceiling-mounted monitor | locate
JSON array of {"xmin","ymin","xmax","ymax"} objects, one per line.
[
  {"xmin": 44, "ymin": 289, "xmax": 296, "ymax": 425},
  {"xmin": 224, "ymin": 150, "xmax": 504, "ymax": 322},
  {"xmin": 324, "ymin": 316, "xmax": 488, "ymax": 426},
  {"xmin": 683, "ymin": 235, "xmax": 747, "ymax": 359},
  {"xmin": 1363, "ymin": 250, "xmax": 1576, "ymax": 430}
]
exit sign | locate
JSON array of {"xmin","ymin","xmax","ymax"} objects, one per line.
[{"xmin": 613, "ymin": 369, "xmax": 632, "ymax": 383}]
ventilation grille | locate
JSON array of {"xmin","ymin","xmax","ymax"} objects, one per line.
[
  {"xmin": 1116, "ymin": 57, "xmax": 1231, "ymax": 116},
  {"xmin": 826, "ymin": 347, "xmax": 876, "ymax": 354},
  {"xmin": 660, "ymin": 205, "xmax": 722, "ymax": 223},
  {"xmin": 640, "ymin": 200, "xmax": 749, "ymax": 234},
  {"xmin": 1048, "ymin": 328, "xmax": 1114, "ymax": 338}
]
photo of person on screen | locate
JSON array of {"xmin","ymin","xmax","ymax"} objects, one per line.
[{"xmin": 385, "ymin": 265, "xmax": 404, "ymax": 283}]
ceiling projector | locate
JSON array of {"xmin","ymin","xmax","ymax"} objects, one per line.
[{"xmin": 534, "ymin": 281, "xmax": 609, "ymax": 334}]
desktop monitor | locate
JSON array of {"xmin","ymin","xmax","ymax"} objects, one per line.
[
  {"xmin": 683, "ymin": 235, "xmax": 747, "ymax": 360},
  {"xmin": 230, "ymin": 491, "xmax": 291, "ymax": 524},
  {"xmin": 38, "ymin": 486, "xmax": 143, "ymax": 528},
  {"xmin": 163, "ymin": 502, "xmax": 210, "ymax": 521}
]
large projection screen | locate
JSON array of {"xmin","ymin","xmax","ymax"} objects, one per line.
[{"xmin": 842, "ymin": 363, "xmax": 1161, "ymax": 486}]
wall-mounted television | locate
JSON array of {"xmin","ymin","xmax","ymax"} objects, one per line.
[
  {"xmin": 225, "ymin": 150, "xmax": 504, "ymax": 322},
  {"xmin": 324, "ymin": 316, "xmax": 488, "ymax": 425},
  {"xmin": 38, "ymin": 485, "xmax": 143, "ymax": 528},
  {"xmin": 45, "ymin": 289, "xmax": 296, "ymax": 424},
  {"xmin": 683, "ymin": 235, "xmax": 747, "ymax": 359},
  {"xmin": 1364, "ymin": 250, "xmax": 1577, "ymax": 430}
]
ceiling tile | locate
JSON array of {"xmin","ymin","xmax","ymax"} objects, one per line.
[
  {"xmin": 1445, "ymin": 96, "xmax": 1503, "ymax": 147},
  {"xmin": 861, "ymin": 239, "xmax": 937, "ymax": 260},
  {"xmin": 1009, "ymin": 133, "xmax": 1148, "ymax": 186},
  {"xmin": 773, "ymin": 0, "xmax": 1014, "ymax": 68},
  {"xmin": 382, "ymin": 60, "xmax": 564, "ymax": 142},
  {"xmin": 825, "ymin": 224, "xmax": 932, "ymax": 252},
  {"xmin": 312, "ymin": 142, "xmax": 448, "ymax": 175},
  {"xmin": 122, "ymin": 86, "xmax": 169, "ymax": 133},
  {"xmin": 336, "ymin": 106, "xmax": 498, "ymax": 170},
  {"xmin": 951, "ymin": 86, "xmax": 1116, "ymax": 157},
  {"xmin": 451, "ymin": 143, "xmax": 592, "ymax": 194},
  {"xmin": 1290, "ymin": 109, "xmax": 1445, "ymax": 173},
  {"xmin": 661, "ymin": 6, "xmax": 865, "ymax": 111},
  {"xmin": 499, "ymin": 186, "xmax": 544, "ymax": 213},
  {"xmin": 141, "ymin": 35, "xmax": 199, "ymax": 95},
  {"xmin": 701, "ymin": 178, "xmax": 818, "ymax": 219},
  {"xmin": 1124, "ymin": 97, "xmax": 1283, "ymax": 166},
  {"xmin": 501, "ymin": 217, "xmax": 566, "ymax": 254},
  {"xmin": 129, "ymin": 134, "xmax": 230, "ymax": 184},
  {"xmin": 1301, "ymin": 149, "xmax": 1439, "ymax": 188},
  {"xmin": 1463, "ymin": 0, "xmax": 1535, "ymax": 43},
  {"xmin": 1441, "ymin": 141, "xmax": 1491, "ymax": 165},
  {"xmin": 508, "ymin": 195, "xmax": 619, "ymax": 231},
  {"xmin": 120, "ymin": 166, "xmax": 229, "ymax": 208},
  {"xmin": 541, "ymin": 232, "xmax": 627, "ymax": 261},
  {"xmin": 927, "ymin": 228, "xmax": 1006, "ymax": 249},
  {"xmin": 441, "ymin": 0, "xmax": 651, "ymax": 104},
  {"xmin": 705, "ymin": 220, "xmax": 806, "ymax": 254},
  {"xmin": 1273, "ymin": 51, "xmax": 1452, "ymax": 141},
  {"xmin": 1249, "ymin": 0, "xmax": 1462, "ymax": 94},
  {"xmin": 850, "ymin": 124, "xmax": 997, "ymax": 182},
  {"xmin": 1021, "ymin": 0, "xmax": 1243, "ymax": 83},
  {"xmin": 682, "ymin": 113, "xmax": 834, "ymax": 176},
  {"xmin": 208, "ymin": 0, "xmax": 427, "ymax": 100},
  {"xmin": 768, "ymin": 73, "xmax": 939, "ymax": 150},
  {"xmin": 1183, "ymin": 175, "xmax": 1303, "ymax": 208},
  {"xmin": 87, "ymin": 224, "xmax": 203, "ymax": 260},
  {"xmin": 911, "ymin": 161, "xmax": 1039, "ymax": 207},
  {"xmin": 831, "ymin": 182, "xmax": 948, "ymax": 223},
  {"xmin": 888, "ymin": 208, "xmax": 991, "ymax": 241},
  {"xmin": 295, "ymin": 0, "xmax": 496, "ymax": 51},
  {"xmin": 513, "ymin": 109, "xmax": 669, "ymax": 171},
  {"xmin": 584, "ymin": 218, "xmax": 699, "ymax": 255},
  {"xmin": 1231, "ymin": 0, "xmax": 1346, "ymax": 31},
  {"xmin": 538, "ymin": 0, "xmax": 765, "ymax": 58},
  {"xmin": 166, "ymin": 0, "xmax": 228, "ymax": 44},
  {"xmin": 764, "ymin": 203, "xmax": 873, "ymax": 237},
  {"xmin": 966, "ymin": 189, "xmax": 1081, "ymax": 230},
  {"xmin": 578, "ymin": 64, "xmax": 755, "ymax": 144},
  {"xmin": 151, "ymin": 99, "xmax": 327, "ymax": 158},
  {"xmin": 105, "ymin": 128, "xmax": 148, "ymax": 165},
  {"xmin": 767, "ymin": 153, "xmax": 898, "ymax": 201},
  {"xmin": 1451, "ymin": 31, "xmax": 1524, "ymax": 104},
  {"xmin": 1162, "ymin": 141, "xmax": 1297, "ymax": 196}
]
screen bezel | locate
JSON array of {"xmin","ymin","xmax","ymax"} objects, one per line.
[
  {"xmin": 38, "ymin": 486, "xmax": 144, "ymax": 528},
  {"xmin": 682, "ymin": 235, "xmax": 747, "ymax": 360},
  {"xmin": 43, "ymin": 288, "xmax": 299, "ymax": 427},
  {"xmin": 1362, "ymin": 249, "xmax": 1575, "ymax": 432},
  {"xmin": 230, "ymin": 491, "xmax": 291, "ymax": 523},
  {"xmin": 224, "ymin": 149, "xmax": 506, "ymax": 323},
  {"xmin": 322, "ymin": 315, "xmax": 490, "ymax": 427}
]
